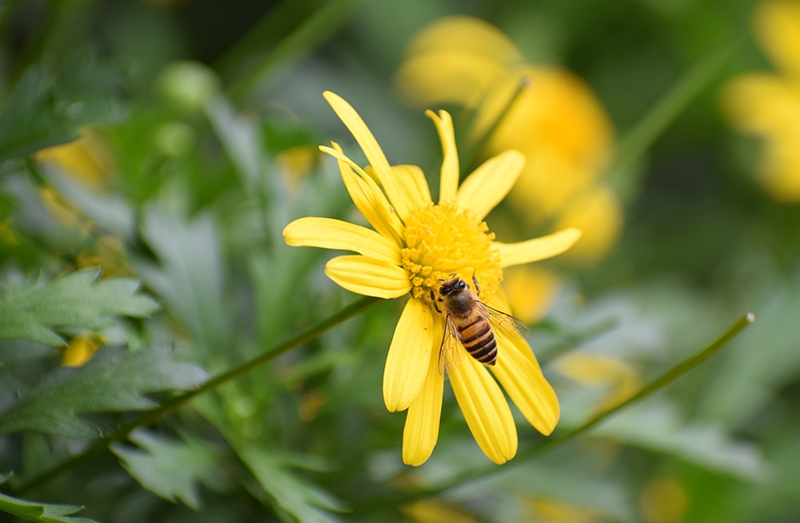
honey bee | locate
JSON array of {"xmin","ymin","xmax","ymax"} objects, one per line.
[{"xmin": 431, "ymin": 275, "xmax": 531, "ymax": 375}]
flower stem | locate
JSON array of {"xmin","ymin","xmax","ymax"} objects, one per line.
[
  {"xmin": 609, "ymin": 29, "xmax": 748, "ymax": 189},
  {"xmin": 14, "ymin": 295, "xmax": 379, "ymax": 494},
  {"xmin": 222, "ymin": 0, "xmax": 362, "ymax": 102},
  {"xmin": 421, "ymin": 312, "xmax": 755, "ymax": 494}
]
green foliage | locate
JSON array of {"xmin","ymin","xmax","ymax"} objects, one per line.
[
  {"xmin": 0, "ymin": 0, "xmax": 797, "ymax": 522},
  {"xmin": 111, "ymin": 430, "xmax": 222, "ymax": 510},
  {"xmin": 0, "ymin": 474, "xmax": 98, "ymax": 523},
  {"xmin": 0, "ymin": 346, "xmax": 208, "ymax": 438},
  {"xmin": 0, "ymin": 270, "xmax": 159, "ymax": 346},
  {"xmin": 238, "ymin": 446, "xmax": 346, "ymax": 523},
  {"xmin": 0, "ymin": 58, "xmax": 123, "ymax": 163}
]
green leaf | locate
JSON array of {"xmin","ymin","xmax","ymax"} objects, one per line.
[
  {"xmin": 0, "ymin": 474, "xmax": 98, "ymax": 523},
  {"xmin": 594, "ymin": 400, "xmax": 767, "ymax": 481},
  {"xmin": 0, "ymin": 346, "xmax": 208, "ymax": 438},
  {"xmin": 136, "ymin": 208, "xmax": 231, "ymax": 356},
  {"xmin": 238, "ymin": 446, "xmax": 346, "ymax": 523},
  {"xmin": 0, "ymin": 57, "xmax": 124, "ymax": 163},
  {"xmin": 111, "ymin": 429, "xmax": 222, "ymax": 510},
  {"xmin": 0, "ymin": 270, "xmax": 159, "ymax": 346}
]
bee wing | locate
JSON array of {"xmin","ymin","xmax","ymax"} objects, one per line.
[
  {"xmin": 438, "ymin": 315, "xmax": 463, "ymax": 380},
  {"xmin": 477, "ymin": 301, "xmax": 532, "ymax": 339}
]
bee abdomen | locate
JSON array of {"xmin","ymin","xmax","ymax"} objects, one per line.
[{"xmin": 458, "ymin": 319, "xmax": 498, "ymax": 366}]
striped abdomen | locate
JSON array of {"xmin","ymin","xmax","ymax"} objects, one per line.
[{"xmin": 456, "ymin": 315, "xmax": 498, "ymax": 366}]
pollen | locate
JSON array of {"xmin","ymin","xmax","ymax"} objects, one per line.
[{"xmin": 400, "ymin": 201, "xmax": 502, "ymax": 306}]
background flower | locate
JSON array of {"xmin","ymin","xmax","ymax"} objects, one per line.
[{"xmin": 722, "ymin": 0, "xmax": 800, "ymax": 201}]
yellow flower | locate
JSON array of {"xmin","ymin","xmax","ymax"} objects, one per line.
[
  {"xmin": 396, "ymin": 16, "xmax": 622, "ymax": 264},
  {"xmin": 722, "ymin": 0, "xmax": 800, "ymax": 201},
  {"xmin": 639, "ymin": 476, "xmax": 689, "ymax": 523},
  {"xmin": 34, "ymin": 130, "xmax": 114, "ymax": 191},
  {"xmin": 62, "ymin": 333, "xmax": 106, "ymax": 367},
  {"xmin": 283, "ymin": 92, "xmax": 581, "ymax": 465},
  {"xmin": 400, "ymin": 499, "xmax": 478, "ymax": 523},
  {"xmin": 522, "ymin": 497, "xmax": 603, "ymax": 523}
]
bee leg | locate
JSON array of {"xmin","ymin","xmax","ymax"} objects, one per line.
[
  {"xmin": 472, "ymin": 271, "xmax": 482, "ymax": 297},
  {"xmin": 430, "ymin": 289, "xmax": 442, "ymax": 314}
]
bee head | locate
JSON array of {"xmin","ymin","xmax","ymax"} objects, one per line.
[{"xmin": 439, "ymin": 277, "xmax": 468, "ymax": 297}]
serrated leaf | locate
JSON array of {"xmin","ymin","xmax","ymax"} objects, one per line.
[
  {"xmin": 0, "ymin": 270, "xmax": 159, "ymax": 346},
  {"xmin": 111, "ymin": 429, "xmax": 221, "ymax": 510},
  {"xmin": 0, "ymin": 475, "xmax": 98, "ymax": 523},
  {"xmin": 0, "ymin": 57, "xmax": 124, "ymax": 163},
  {"xmin": 136, "ymin": 208, "xmax": 230, "ymax": 356},
  {"xmin": 0, "ymin": 346, "xmax": 208, "ymax": 438},
  {"xmin": 238, "ymin": 446, "xmax": 346, "ymax": 523}
]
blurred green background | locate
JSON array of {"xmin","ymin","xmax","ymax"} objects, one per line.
[{"xmin": 1, "ymin": 0, "xmax": 799, "ymax": 522}]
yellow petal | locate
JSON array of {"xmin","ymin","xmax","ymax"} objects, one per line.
[
  {"xmin": 323, "ymin": 92, "xmax": 412, "ymax": 219},
  {"xmin": 283, "ymin": 217, "xmax": 400, "ymax": 264},
  {"xmin": 721, "ymin": 73, "xmax": 800, "ymax": 134},
  {"xmin": 403, "ymin": 316, "xmax": 445, "ymax": 466},
  {"xmin": 497, "ymin": 228, "xmax": 582, "ymax": 268},
  {"xmin": 384, "ymin": 298, "xmax": 434, "ymax": 412},
  {"xmin": 425, "ymin": 110, "xmax": 459, "ymax": 202},
  {"xmin": 321, "ymin": 143, "xmax": 405, "ymax": 244},
  {"xmin": 493, "ymin": 330, "xmax": 560, "ymax": 435},
  {"xmin": 392, "ymin": 164, "xmax": 432, "ymax": 211},
  {"xmin": 395, "ymin": 50, "xmax": 511, "ymax": 109},
  {"xmin": 755, "ymin": 0, "xmax": 800, "ymax": 75},
  {"xmin": 456, "ymin": 150, "xmax": 525, "ymax": 219},
  {"xmin": 449, "ymin": 355, "xmax": 517, "ymax": 464},
  {"xmin": 403, "ymin": 16, "xmax": 524, "ymax": 67},
  {"xmin": 325, "ymin": 255, "xmax": 411, "ymax": 299},
  {"xmin": 396, "ymin": 16, "xmax": 525, "ymax": 110}
]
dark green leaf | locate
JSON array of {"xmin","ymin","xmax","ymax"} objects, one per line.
[
  {"xmin": 0, "ymin": 346, "xmax": 208, "ymax": 438},
  {"xmin": 239, "ymin": 446, "xmax": 346, "ymax": 523},
  {"xmin": 136, "ymin": 209, "xmax": 230, "ymax": 356},
  {"xmin": 0, "ymin": 474, "xmax": 98, "ymax": 523},
  {"xmin": 0, "ymin": 270, "xmax": 159, "ymax": 346},
  {"xmin": 111, "ymin": 429, "xmax": 222, "ymax": 510},
  {"xmin": 0, "ymin": 58, "xmax": 124, "ymax": 163}
]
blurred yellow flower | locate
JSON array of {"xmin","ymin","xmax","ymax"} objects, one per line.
[
  {"xmin": 62, "ymin": 333, "xmax": 106, "ymax": 368},
  {"xmin": 400, "ymin": 499, "xmax": 478, "ymax": 523},
  {"xmin": 396, "ymin": 16, "xmax": 622, "ymax": 264},
  {"xmin": 554, "ymin": 353, "xmax": 641, "ymax": 414},
  {"xmin": 34, "ymin": 130, "xmax": 114, "ymax": 191},
  {"xmin": 284, "ymin": 92, "xmax": 581, "ymax": 465},
  {"xmin": 522, "ymin": 497, "xmax": 603, "ymax": 523},
  {"xmin": 0, "ymin": 217, "xmax": 20, "ymax": 246},
  {"xmin": 722, "ymin": 0, "xmax": 800, "ymax": 201},
  {"xmin": 503, "ymin": 266, "xmax": 562, "ymax": 325},
  {"xmin": 76, "ymin": 235, "xmax": 133, "ymax": 279},
  {"xmin": 275, "ymin": 145, "xmax": 320, "ymax": 194},
  {"xmin": 639, "ymin": 476, "xmax": 689, "ymax": 523},
  {"xmin": 38, "ymin": 186, "xmax": 94, "ymax": 236}
]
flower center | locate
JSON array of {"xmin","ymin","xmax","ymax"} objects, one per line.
[{"xmin": 401, "ymin": 201, "xmax": 502, "ymax": 307}]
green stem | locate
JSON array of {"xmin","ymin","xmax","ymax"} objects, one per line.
[
  {"xmin": 224, "ymin": 0, "xmax": 361, "ymax": 102},
  {"xmin": 14, "ymin": 296, "xmax": 379, "ymax": 494},
  {"xmin": 420, "ymin": 312, "xmax": 755, "ymax": 495},
  {"xmin": 609, "ymin": 30, "xmax": 747, "ymax": 180},
  {"xmin": 460, "ymin": 75, "xmax": 531, "ymax": 175}
]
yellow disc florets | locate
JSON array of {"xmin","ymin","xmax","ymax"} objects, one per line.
[{"xmin": 400, "ymin": 201, "xmax": 502, "ymax": 306}]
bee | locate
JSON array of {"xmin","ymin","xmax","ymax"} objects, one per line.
[{"xmin": 430, "ymin": 274, "xmax": 531, "ymax": 375}]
